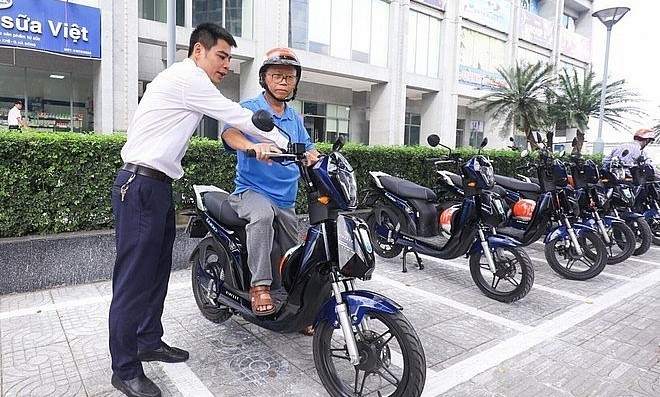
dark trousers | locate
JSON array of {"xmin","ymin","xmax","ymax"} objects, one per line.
[{"xmin": 109, "ymin": 169, "xmax": 175, "ymax": 380}]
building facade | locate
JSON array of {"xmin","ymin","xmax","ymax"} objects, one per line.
[{"xmin": 0, "ymin": 0, "xmax": 595, "ymax": 149}]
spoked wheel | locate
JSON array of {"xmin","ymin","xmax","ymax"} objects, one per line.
[
  {"xmin": 367, "ymin": 212, "xmax": 403, "ymax": 259},
  {"xmin": 627, "ymin": 218, "xmax": 652, "ymax": 256},
  {"xmin": 313, "ymin": 311, "xmax": 426, "ymax": 397},
  {"xmin": 603, "ymin": 222, "xmax": 636, "ymax": 264},
  {"xmin": 545, "ymin": 230, "xmax": 607, "ymax": 280},
  {"xmin": 190, "ymin": 237, "xmax": 233, "ymax": 323},
  {"xmin": 646, "ymin": 216, "xmax": 660, "ymax": 246},
  {"xmin": 469, "ymin": 246, "xmax": 534, "ymax": 303}
]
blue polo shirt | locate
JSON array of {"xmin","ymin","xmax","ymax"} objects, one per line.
[{"xmin": 221, "ymin": 93, "xmax": 315, "ymax": 208}]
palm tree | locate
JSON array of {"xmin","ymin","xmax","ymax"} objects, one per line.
[
  {"xmin": 549, "ymin": 68, "xmax": 646, "ymax": 154},
  {"xmin": 473, "ymin": 61, "xmax": 555, "ymax": 150}
]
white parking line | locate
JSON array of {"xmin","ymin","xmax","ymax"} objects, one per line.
[
  {"xmin": 421, "ymin": 268, "xmax": 660, "ymax": 396},
  {"xmin": 627, "ymin": 256, "xmax": 660, "ymax": 267},
  {"xmin": 160, "ymin": 362, "xmax": 214, "ymax": 397},
  {"xmin": 372, "ymin": 274, "xmax": 532, "ymax": 332},
  {"xmin": 414, "ymin": 253, "xmax": 589, "ymax": 301},
  {"xmin": 528, "ymin": 255, "xmax": 633, "ymax": 281}
]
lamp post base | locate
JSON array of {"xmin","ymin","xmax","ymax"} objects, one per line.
[{"xmin": 593, "ymin": 138, "xmax": 605, "ymax": 155}]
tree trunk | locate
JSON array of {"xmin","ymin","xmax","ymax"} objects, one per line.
[
  {"xmin": 572, "ymin": 129, "xmax": 586, "ymax": 155},
  {"xmin": 525, "ymin": 130, "xmax": 540, "ymax": 151}
]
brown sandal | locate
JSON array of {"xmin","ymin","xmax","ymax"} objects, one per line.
[
  {"xmin": 250, "ymin": 285, "xmax": 276, "ymax": 316},
  {"xmin": 299, "ymin": 325, "xmax": 314, "ymax": 336}
]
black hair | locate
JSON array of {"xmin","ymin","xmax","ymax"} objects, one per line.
[
  {"xmin": 14, "ymin": 99, "xmax": 23, "ymax": 105},
  {"xmin": 187, "ymin": 22, "xmax": 237, "ymax": 56}
]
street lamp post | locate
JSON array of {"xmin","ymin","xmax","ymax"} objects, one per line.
[{"xmin": 592, "ymin": 6, "xmax": 630, "ymax": 154}]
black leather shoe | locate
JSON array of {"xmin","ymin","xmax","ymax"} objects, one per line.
[
  {"xmin": 111, "ymin": 374, "xmax": 161, "ymax": 397},
  {"xmin": 137, "ymin": 342, "xmax": 189, "ymax": 363}
]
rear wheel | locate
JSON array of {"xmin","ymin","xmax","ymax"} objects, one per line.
[
  {"xmin": 545, "ymin": 230, "xmax": 607, "ymax": 280},
  {"xmin": 469, "ymin": 245, "xmax": 534, "ymax": 303},
  {"xmin": 191, "ymin": 237, "xmax": 233, "ymax": 323},
  {"xmin": 313, "ymin": 310, "xmax": 426, "ymax": 397},
  {"xmin": 367, "ymin": 211, "xmax": 403, "ymax": 259},
  {"xmin": 628, "ymin": 218, "xmax": 652, "ymax": 256},
  {"xmin": 604, "ymin": 221, "xmax": 635, "ymax": 264}
]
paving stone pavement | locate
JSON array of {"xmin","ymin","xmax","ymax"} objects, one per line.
[{"xmin": 0, "ymin": 241, "xmax": 658, "ymax": 396}]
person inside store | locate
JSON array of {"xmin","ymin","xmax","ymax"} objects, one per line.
[
  {"xmin": 221, "ymin": 47, "xmax": 319, "ymax": 335},
  {"xmin": 602, "ymin": 128, "xmax": 660, "ymax": 178},
  {"xmin": 109, "ymin": 23, "xmax": 289, "ymax": 397},
  {"xmin": 7, "ymin": 99, "xmax": 27, "ymax": 130}
]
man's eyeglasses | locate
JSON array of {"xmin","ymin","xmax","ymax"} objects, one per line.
[{"xmin": 267, "ymin": 73, "xmax": 297, "ymax": 84}]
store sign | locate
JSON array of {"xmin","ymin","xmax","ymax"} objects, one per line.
[
  {"xmin": 0, "ymin": 0, "xmax": 100, "ymax": 59},
  {"xmin": 461, "ymin": 0, "xmax": 512, "ymax": 33},
  {"xmin": 458, "ymin": 65, "xmax": 505, "ymax": 89},
  {"xmin": 519, "ymin": 8, "xmax": 553, "ymax": 49}
]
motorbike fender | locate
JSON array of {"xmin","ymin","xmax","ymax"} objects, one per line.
[
  {"xmin": 315, "ymin": 290, "xmax": 402, "ymax": 329},
  {"xmin": 467, "ymin": 234, "xmax": 522, "ymax": 255},
  {"xmin": 600, "ymin": 215, "xmax": 625, "ymax": 228},
  {"xmin": 544, "ymin": 222, "xmax": 597, "ymax": 243},
  {"xmin": 643, "ymin": 208, "xmax": 660, "ymax": 220}
]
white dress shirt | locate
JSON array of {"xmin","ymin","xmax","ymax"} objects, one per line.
[
  {"xmin": 7, "ymin": 106, "xmax": 22, "ymax": 126},
  {"xmin": 121, "ymin": 58, "xmax": 287, "ymax": 179}
]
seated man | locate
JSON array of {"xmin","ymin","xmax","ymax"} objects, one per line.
[
  {"xmin": 603, "ymin": 128, "xmax": 660, "ymax": 178},
  {"xmin": 221, "ymin": 47, "xmax": 320, "ymax": 318}
]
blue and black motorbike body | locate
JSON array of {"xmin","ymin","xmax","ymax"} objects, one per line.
[
  {"xmin": 490, "ymin": 147, "xmax": 607, "ymax": 280},
  {"xmin": 185, "ymin": 110, "xmax": 426, "ymax": 397},
  {"xmin": 627, "ymin": 154, "xmax": 660, "ymax": 245},
  {"xmin": 364, "ymin": 135, "xmax": 534, "ymax": 303},
  {"xmin": 598, "ymin": 150, "xmax": 653, "ymax": 255},
  {"xmin": 566, "ymin": 153, "xmax": 636, "ymax": 264}
]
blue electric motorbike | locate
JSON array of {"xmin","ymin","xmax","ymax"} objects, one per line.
[
  {"xmin": 364, "ymin": 135, "xmax": 534, "ymax": 303},
  {"xmin": 185, "ymin": 110, "xmax": 426, "ymax": 397}
]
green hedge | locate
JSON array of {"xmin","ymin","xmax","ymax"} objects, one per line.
[{"xmin": 0, "ymin": 131, "xmax": 602, "ymax": 238}]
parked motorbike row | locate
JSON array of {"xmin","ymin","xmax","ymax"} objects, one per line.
[
  {"xmin": 180, "ymin": 110, "xmax": 659, "ymax": 397},
  {"xmin": 365, "ymin": 133, "xmax": 660, "ymax": 306}
]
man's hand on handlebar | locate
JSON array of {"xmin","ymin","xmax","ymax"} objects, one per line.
[{"xmin": 248, "ymin": 142, "xmax": 282, "ymax": 164}]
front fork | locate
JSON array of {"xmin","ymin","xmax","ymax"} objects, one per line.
[
  {"xmin": 563, "ymin": 217, "xmax": 584, "ymax": 256},
  {"xmin": 331, "ymin": 279, "xmax": 360, "ymax": 365},
  {"xmin": 592, "ymin": 212, "xmax": 612, "ymax": 244},
  {"xmin": 478, "ymin": 228, "xmax": 497, "ymax": 273}
]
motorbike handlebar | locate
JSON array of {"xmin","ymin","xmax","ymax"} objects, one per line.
[{"xmin": 246, "ymin": 149, "xmax": 298, "ymax": 163}]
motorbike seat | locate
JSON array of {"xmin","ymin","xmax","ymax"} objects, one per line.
[
  {"xmin": 443, "ymin": 171, "xmax": 464, "ymax": 188},
  {"xmin": 202, "ymin": 191, "xmax": 249, "ymax": 228},
  {"xmin": 494, "ymin": 174, "xmax": 540, "ymax": 194},
  {"xmin": 379, "ymin": 175, "xmax": 437, "ymax": 201}
]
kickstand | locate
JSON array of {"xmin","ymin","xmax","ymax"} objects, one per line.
[{"xmin": 402, "ymin": 246, "xmax": 424, "ymax": 273}]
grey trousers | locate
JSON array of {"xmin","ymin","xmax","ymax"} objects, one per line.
[{"xmin": 229, "ymin": 190, "xmax": 298, "ymax": 287}]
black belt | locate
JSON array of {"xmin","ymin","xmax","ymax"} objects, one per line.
[
  {"xmin": 121, "ymin": 163, "xmax": 172, "ymax": 183},
  {"xmin": 8, "ymin": 125, "xmax": 21, "ymax": 130}
]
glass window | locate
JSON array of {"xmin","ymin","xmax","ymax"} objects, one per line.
[
  {"xmin": 193, "ymin": 0, "xmax": 252, "ymax": 38},
  {"xmin": 140, "ymin": 0, "xmax": 185, "ymax": 26},
  {"xmin": 291, "ymin": 0, "xmax": 389, "ymax": 66},
  {"xmin": 407, "ymin": 9, "xmax": 442, "ymax": 77},
  {"xmin": 0, "ymin": 65, "xmax": 93, "ymax": 132},
  {"xmin": 404, "ymin": 113, "xmax": 421, "ymax": 146},
  {"xmin": 455, "ymin": 119, "xmax": 465, "ymax": 148},
  {"xmin": 298, "ymin": 100, "xmax": 350, "ymax": 143}
]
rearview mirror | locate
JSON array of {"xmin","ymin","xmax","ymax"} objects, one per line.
[
  {"xmin": 332, "ymin": 135, "xmax": 346, "ymax": 152},
  {"xmin": 427, "ymin": 134, "xmax": 440, "ymax": 147},
  {"xmin": 480, "ymin": 137, "xmax": 488, "ymax": 148},
  {"xmin": 520, "ymin": 149, "xmax": 529, "ymax": 158},
  {"xmin": 621, "ymin": 149, "xmax": 629, "ymax": 157},
  {"xmin": 252, "ymin": 109, "xmax": 274, "ymax": 132}
]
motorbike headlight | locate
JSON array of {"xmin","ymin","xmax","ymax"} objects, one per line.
[
  {"xmin": 328, "ymin": 152, "xmax": 358, "ymax": 209},
  {"xmin": 612, "ymin": 166, "xmax": 625, "ymax": 181},
  {"xmin": 474, "ymin": 157, "xmax": 495, "ymax": 188}
]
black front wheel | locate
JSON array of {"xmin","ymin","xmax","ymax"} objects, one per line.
[
  {"xmin": 545, "ymin": 230, "xmax": 607, "ymax": 280},
  {"xmin": 628, "ymin": 218, "xmax": 652, "ymax": 256},
  {"xmin": 603, "ymin": 221, "xmax": 636, "ymax": 264},
  {"xmin": 313, "ymin": 310, "xmax": 426, "ymax": 397},
  {"xmin": 469, "ymin": 245, "xmax": 534, "ymax": 303},
  {"xmin": 646, "ymin": 216, "xmax": 660, "ymax": 246},
  {"xmin": 190, "ymin": 237, "xmax": 233, "ymax": 323}
]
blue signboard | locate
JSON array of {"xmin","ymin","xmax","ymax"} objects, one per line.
[{"xmin": 0, "ymin": 0, "xmax": 101, "ymax": 59}]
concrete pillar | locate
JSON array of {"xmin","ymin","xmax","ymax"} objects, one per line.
[
  {"xmin": 368, "ymin": 0, "xmax": 409, "ymax": 146},
  {"xmin": 350, "ymin": 91, "xmax": 370, "ymax": 144},
  {"xmin": 437, "ymin": 0, "xmax": 460, "ymax": 148},
  {"xmin": 97, "ymin": 1, "xmax": 114, "ymax": 134},
  {"xmin": 420, "ymin": 92, "xmax": 442, "ymax": 146}
]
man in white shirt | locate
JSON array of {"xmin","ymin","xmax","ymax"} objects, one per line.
[
  {"xmin": 7, "ymin": 100, "xmax": 26, "ymax": 130},
  {"xmin": 109, "ymin": 22, "xmax": 285, "ymax": 397}
]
